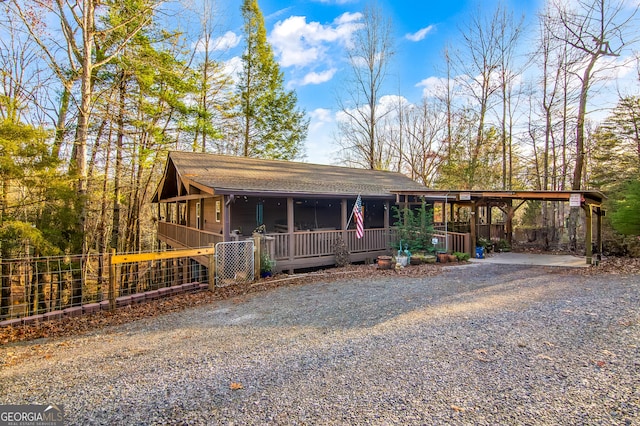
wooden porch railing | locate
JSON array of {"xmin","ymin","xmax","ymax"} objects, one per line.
[
  {"xmin": 266, "ymin": 228, "xmax": 391, "ymax": 260},
  {"xmin": 157, "ymin": 222, "xmax": 224, "ymax": 248},
  {"xmin": 431, "ymin": 231, "xmax": 471, "ymax": 255},
  {"xmin": 157, "ymin": 222, "xmax": 472, "ymax": 261}
]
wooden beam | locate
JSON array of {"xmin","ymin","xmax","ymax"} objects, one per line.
[
  {"xmin": 583, "ymin": 204, "xmax": 593, "ymax": 265},
  {"xmin": 111, "ymin": 247, "xmax": 215, "ymax": 264}
]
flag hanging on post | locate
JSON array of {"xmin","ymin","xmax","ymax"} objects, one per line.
[{"xmin": 353, "ymin": 195, "xmax": 364, "ymax": 239}]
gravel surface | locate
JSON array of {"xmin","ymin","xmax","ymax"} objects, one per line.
[{"xmin": 0, "ymin": 263, "xmax": 639, "ymax": 425}]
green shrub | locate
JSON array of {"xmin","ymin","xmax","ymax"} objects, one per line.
[
  {"xmin": 392, "ymin": 200, "xmax": 435, "ymax": 253},
  {"xmin": 453, "ymin": 251, "xmax": 470, "ymax": 261}
]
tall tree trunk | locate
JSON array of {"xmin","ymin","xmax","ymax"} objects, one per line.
[
  {"xmin": 572, "ymin": 55, "xmax": 598, "ymax": 190},
  {"xmin": 52, "ymin": 84, "xmax": 71, "ymax": 160},
  {"xmin": 112, "ymin": 74, "xmax": 126, "ymax": 251}
]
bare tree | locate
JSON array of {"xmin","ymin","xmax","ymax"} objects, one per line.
[
  {"xmin": 336, "ymin": 2, "xmax": 394, "ymax": 170},
  {"xmin": 545, "ymin": 0, "xmax": 639, "ymax": 190},
  {"xmin": 451, "ymin": 4, "xmax": 503, "ymax": 186},
  {"xmin": 494, "ymin": 5, "xmax": 524, "ymax": 190},
  {"xmin": 187, "ymin": 0, "xmax": 237, "ymax": 154},
  {"xmin": 401, "ymin": 99, "xmax": 449, "ymax": 187}
]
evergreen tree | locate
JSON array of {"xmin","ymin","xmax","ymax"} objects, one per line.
[
  {"xmin": 590, "ymin": 96, "xmax": 640, "ymax": 190},
  {"xmin": 610, "ymin": 179, "xmax": 640, "ymax": 236},
  {"xmin": 238, "ymin": 0, "xmax": 308, "ymax": 160}
]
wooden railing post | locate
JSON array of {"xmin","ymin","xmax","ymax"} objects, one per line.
[
  {"xmin": 253, "ymin": 234, "xmax": 261, "ymax": 280},
  {"xmin": 208, "ymin": 243, "xmax": 216, "ymax": 291},
  {"xmin": 464, "ymin": 233, "xmax": 472, "ymax": 256},
  {"xmin": 108, "ymin": 249, "xmax": 116, "ymax": 311}
]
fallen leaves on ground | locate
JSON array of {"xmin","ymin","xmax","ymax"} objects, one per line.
[
  {"xmin": 0, "ymin": 262, "xmax": 454, "ymax": 347},
  {"xmin": 575, "ymin": 256, "xmax": 640, "ymax": 275},
  {"xmin": 230, "ymin": 382, "xmax": 244, "ymax": 390},
  {"xmin": 0, "ymin": 256, "xmax": 635, "ymax": 347}
]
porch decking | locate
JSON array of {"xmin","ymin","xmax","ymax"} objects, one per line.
[{"xmin": 157, "ymin": 222, "xmax": 471, "ymax": 273}]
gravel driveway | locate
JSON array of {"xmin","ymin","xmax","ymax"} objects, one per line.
[{"xmin": 1, "ymin": 263, "xmax": 639, "ymax": 425}]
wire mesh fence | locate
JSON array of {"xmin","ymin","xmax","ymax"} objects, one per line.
[
  {"xmin": 0, "ymin": 248, "xmax": 216, "ymax": 323},
  {"xmin": 215, "ymin": 240, "xmax": 255, "ymax": 287}
]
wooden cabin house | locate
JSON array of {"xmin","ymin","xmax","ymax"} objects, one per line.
[{"xmin": 152, "ymin": 151, "xmax": 430, "ymax": 272}]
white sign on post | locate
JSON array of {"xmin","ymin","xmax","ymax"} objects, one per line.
[
  {"xmin": 569, "ymin": 193, "xmax": 582, "ymax": 207},
  {"xmin": 459, "ymin": 192, "xmax": 471, "ymax": 201},
  {"xmin": 431, "ymin": 237, "xmax": 439, "ymax": 245},
  {"xmin": 569, "ymin": 194, "xmax": 582, "ymax": 207}
]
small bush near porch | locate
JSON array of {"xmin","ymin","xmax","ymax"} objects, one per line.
[{"xmin": 392, "ymin": 201, "xmax": 436, "ymax": 254}]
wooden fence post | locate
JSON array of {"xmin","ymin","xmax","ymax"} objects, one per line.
[
  {"xmin": 208, "ymin": 243, "xmax": 216, "ymax": 291},
  {"xmin": 108, "ymin": 249, "xmax": 116, "ymax": 311},
  {"xmin": 253, "ymin": 234, "xmax": 261, "ymax": 280}
]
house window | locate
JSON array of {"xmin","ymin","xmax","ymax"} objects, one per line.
[
  {"xmin": 216, "ymin": 200, "xmax": 221, "ymax": 222},
  {"xmin": 196, "ymin": 201, "xmax": 201, "ymax": 229}
]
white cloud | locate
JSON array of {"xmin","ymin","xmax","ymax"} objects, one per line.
[
  {"xmin": 334, "ymin": 11, "xmax": 362, "ymax": 25},
  {"xmin": 336, "ymin": 95, "xmax": 412, "ymax": 125},
  {"xmin": 405, "ymin": 25, "xmax": 435, "ymax": 42},
  {"xmin": 194, "ymin": 31, "xmax": 241, "ymax": 53},
  {"xmin": 222, "ymin": 56, "xmax": 243, "ymax": 83},
  {"xmin": 269, "ymin": 13, "xmax": 363, "ymax": 68},
  {"xmin": 378, "ymin": 95, "xmax": 410, "ymax": 114},
  {"xmin": 213, "ymin": 31, "xmax": 241, "ymax": 51},
  {"xmin": 309, "ymin": 108, "xmax": 334, "ymax": 131},
  {"xmin": 307, "ymin": 108, "xmax": 338, "ymax": 164},
  {"xmin": 313, "ymin": 0, "xmax": 357, "ymax": 4},
  {"xmin": 300, "ymin": 69, "xmax": 338, "ymax": 86},
  {"xmin": 416, "ymin": 76, "xmax": 449, "ymax": 98}
]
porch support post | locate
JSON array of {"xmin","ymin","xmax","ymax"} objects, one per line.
[
  {"xmin": 384, "ymin": 201, "xmax": 390, "ymax": 229},
  {"xmin": 583, "ymin": 203, "xmax": 593, "ymax": 265},
  {"xmin": 470, "ymin": 202, "xmax": 477, "ymax": 249},
  {"xmin": 487, "ymin": 203, "xmax": 493, "ymax": 226},
  {"xmin": 403, "ymin": 195, "xmax": 409, "ymax": 225},
  {"xmin": 341, "ymin": 199, "xmax": 348, "ymax": 238},
  {"xmin": 596, "ymin": 207, "xmax": 603, "ymax": 255},
  {"xmin": 506, "ymin": 202, "xmax": 514, "ymax": 247},
  {"xmin": 287, "ymin": 197, "xmax": 295, "ymax": 269},
  {"xmin": 222, "ymin": 196, "xmax": 231, "ymax": 242}
]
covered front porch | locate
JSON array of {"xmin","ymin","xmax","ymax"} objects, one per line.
[{"xmin": 156, "ymin": 193, "xmax": 472, "ymax": 273}]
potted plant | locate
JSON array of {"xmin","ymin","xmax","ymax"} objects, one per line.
[
  {"xmin": 260, "ymin": 253, "xmax": 275, "ymax": 278},
  {"xmin": 395, "ymin": 254, "xmax": 409, "ymax": 267},
  {"xmin": 496, "ymin": 239, "xmax": 511, "ymax": 252},
  {"xmin": 377, "ymin": 255, "xmax": 393, "ymax": 269}
]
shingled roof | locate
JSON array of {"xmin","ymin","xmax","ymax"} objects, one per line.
[{"xmin": 153, "ymin": 151, "xmax": 427, "ymax": 201}]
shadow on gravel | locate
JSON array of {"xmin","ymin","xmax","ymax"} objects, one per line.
[{"xmin": 180, "ymin": 264, "xmax": 581, "ymax": 331}]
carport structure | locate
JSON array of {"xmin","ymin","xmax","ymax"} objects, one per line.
[{"xmin": 393, "ymin": 189, "xmax": 606, "ymax": 265}]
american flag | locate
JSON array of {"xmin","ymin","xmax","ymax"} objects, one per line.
[{"xmin": 353, "ymin": 195, "xmax": 364, "ymax": 239}]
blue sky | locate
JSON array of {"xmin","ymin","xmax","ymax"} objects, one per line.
[{"xmin": 186, "ymin": 0, "xmax": 567, "ymax": 163}]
